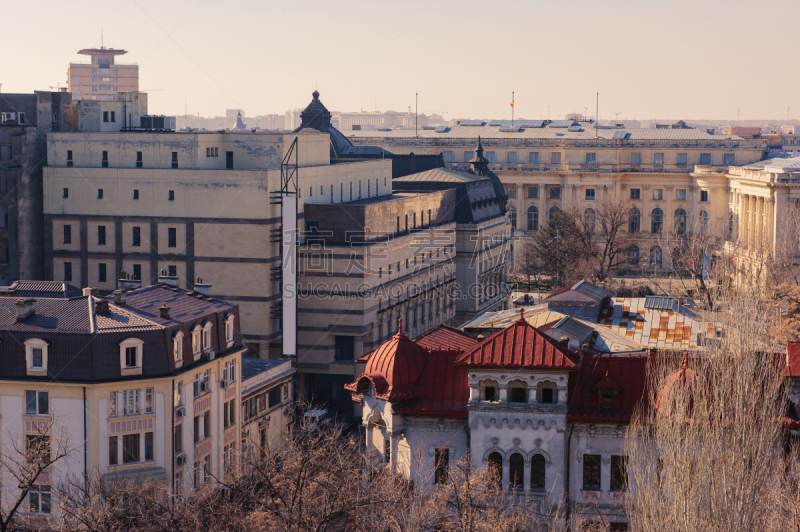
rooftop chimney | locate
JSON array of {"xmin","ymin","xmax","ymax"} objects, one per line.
[
  {"xmin": 113, "ymin": 289, "xmax": 126, "ymax": 307},
  {"xmin": 117, "ymin": 270, "xmax": 141, "ymax": 291},
  {"xmin": 96, "ymin": 299, "xmax": 110, "ymax": 315},
  {"xmin": 83, "ymin": 287, "xmax": 99, "ymax": 297},
  {"xmin": 15, "ymin": 298, "xmax": 36, "ymax": 321},
  {"xmin": 158, "ymin": 269, "xmax": 179, "ymax": 288},
  {"xmin": 476, "ymin": 333, "xmax": 485, "ymax": 341},
  {"xmin": 193, "ymin": 277, "xmax": 212, "ymax": 297},
  {"xmin": 560, "ymin": 336, "xmax": 570, "ymax": 346},
  {"xmin": 159, "ymin": 304, "xmax": 170, "ymax": 319}
]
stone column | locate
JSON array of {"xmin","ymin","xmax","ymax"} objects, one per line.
[
  {"xmin": 539, "ymin": 185, "xmax": 547, "ymax": 230},
  {"xmin": 749, "ymin": 195, "xmax": 757, "ymax": 249},
  {"xmin": 739, "ymin": 192, "xmax": 746, "ymax": 244},
  {"xmin": 498, "ymin": 384, "xmax": 508, "ymax": 403},
  {"xmin": 523, "ymin": 457, "xmax": 531, "ymax": 493},
  {"xmin": 469, "ymin": 384, "xmax": 479, "ymax": 402},
  {"xmin": 528, "ymin": 385, "xmax": 537, "ymax": 404}
]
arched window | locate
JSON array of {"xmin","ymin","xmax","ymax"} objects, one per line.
[
  {"xmin": 508, "ymin": 207, "xmax": 517, "ymax": 230},
  {"xmin": 651, "ymin": 208, "xmax": 663, "ymax": 234},
  {"xmin": 509, "ymin": 453, "xmax": 524, "ymax": 491},
  {"xmin": 649, "ymin": 246, "xmax": 663, "ymax": 268},
  {"xmin": 675, "ymin": 208, "xmax": 687, "ymax": 235},
  {"xmin": 527, "ymin": 206, "xmax": 539, "ymax": 231},
  {"xmin": 531, "ymin": 454, "xmax": 546, "ymax": 490},
  {"xmin": 628, "ymin": 245, "xmax": 640, "ymax": 264},
  {"xmin": 508, "ymin": 381, "xmax": 528, "ymax": 403},
  {"xmin": 488, "ymin": 452, "xmax": 503, "ymax": 489},
  {"xmin": 628, "ymin": 207, "xmax": 641, "ymax": 233},
  {"xmin": 549, "ymin": 206, "xmax": 560, "ymax": 222},
  {"xmin": 584, "ymin": 209, "xmax": 596, "ymax": 233},
  {"xmin": 538, "ymin": 382, "xmax": 558, "ymax": 404},
  {"xmin": 699, "ymin": 210, "xmax": 709, "ymax": 235}
]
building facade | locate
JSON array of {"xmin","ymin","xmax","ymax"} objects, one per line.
[
  {"xmin": 67, "ymin": 48, "xmax": 139, "ymax": 101},
  {"xmin": 0, "ymin": 277, "xmax": 247, "ymax": 522}
]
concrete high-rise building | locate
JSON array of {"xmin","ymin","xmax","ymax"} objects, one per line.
[{"xmin": 67, "ymin": 47, "xmax": 139, "ymax": 101}]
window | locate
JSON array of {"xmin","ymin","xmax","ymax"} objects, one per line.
[
  {"xmin": 654, "ymin": 153, "xmax": 664, "ymax": 165},
  {"xmin": 700, "ymin": 153, "xmax": 711, "ymax": 165},
  {"xmin": 171, "ymin": 152, "xmax": 178, "ymax": 168},
  {"xmin": 123, "ymin": 434, "xmax": 140, "ymax": 463},
  {"xmin": 204, "ymin": 411, "xmax": 210, "ymax": 439},
  {"xmin": 132, "ymin": 226, "xmax": 141, "ymax": 246},
  {"xmin": 109, "ymin": 436, "xmax": 118, "ymax": 465},
  {"xmin": 109, "ymin": 391, "xmax": 117, "ymax": 416},
  {"xmin": 136, "ymin": 151, "xmax": 143, "ymax": 168},
  {"xmin": 585, "ymin": 209, "xmax": 596, "ymax": 232},
  {"xmin": 486, "ymin": 151, "xmax": 495, "ymax": 163},
  {"xmin": 169, "ymin": 190, "xmax": 174, "ymax": 201},
  {"xmin": 653, "ymin": 188, "xmax": 663, "ymax": 201},
  {"xmin": 102, "ymin": 150, "xmax": 109, "ymax": 168},
  {"xmin": 509, "ymin": 386, "xmax": 527, "ymax": 403},
  {"xmin": 145, "ymin": 387, "xmax": 153, "ymax": 413},
  {"xmin": 434, "ymin": 448, "xmax": 449, "ymax": 484},
  {"xmin": 63, "ymin": 187, "xmax": 69, "ymax": 198},
  {"xmin": 29, "ymin": 486, "xmax": 51, "ymax": 514},
  {"xmin": 700, "ymin": 190, "xmax": 709, "ymax": 203},
  {"xmin": 64, "ymin": 261, "xmax": 72, "ymax": 282},
  {"xmin": 192, "ymin": 326, "xmax": 201, "ymax": 356},
  {"xmin": 630, "ymin": 152, "xmax": 641, "ymax": 165},
  {"xmin": 132, "ymin": 264, "xmax": 141, "ymax": 281},
  {"xmin": 527, "ymin": 186, "xmax": 539, "ymax": 198},
  {"xmin": 507, "ymin": 151, "xmax": 517, "ymax": 164},
  {"xmin": 25, "ymin": 391, "xmax": 49, "ymax": 415},
  {"xmin": 585, "ymin": 188, "xmax": 595, "ymax": 200},
  {"xmin": 334, "ymin": 335, "xmax": 355, "ymax": 362},
  {"xmin": 125, "ymin": 346, "xmax": 138, "ymax": 367},
  {"xmin": 63, "ymin": 224, "xmax": 72, "ymax": 244},
  {"xmin": 541, "ymin": 387, "xmax": 555, "ymax": 404},
  {"xmin": 144, "ymin": 431, "xmax": 153, "ymax": 461},
  {"xmin": 202, "ymin": 323, "xmax": 212, "ymax": 353},
  {"xmin": 168, "ymin": 227, "xmax": 177, "ymax": 248},
  {"xmin": 630, "ymin": 188, "xmax": 640, "ymax": 200},
  {"xmin": 174, "ymin": 425, "xmax": 182, "ymax": 452},
  {"xmin": 111, "ymin": 111, "xmax": 116, "ymax": 123},
  {"xmin": 204, "ymin": 455, "xmax": 211, "ymax": 483},
  {"xmin": 175, "ymin": 380, "xmax": 183, "ymax": 406},
  {"xmin": 585, "ymin": 152, "xmax": 596, "ymax": 164},
  {"xmin": 549, "ymin": 186, "xmax": 561, "ymax": 199},
  {"xmin": 723, "ymin": 153, "xmax": 735, "ymax": 165},
  {"xmin": 97, "ymin": 188, "xmax": 104, "ymax": 199},
  {"xmin": 611, "ymin": 455, "xmax": 628, "ymax": 491},
  {"xmin": 123, "ymin": 389, "xmax": 139, "ymax": 415},
  {"xmin": 675, "ymin": 208, "xmax": 687, "ymax": 234},
  {"xmin": 442, "ymin": 151, "xmax": 453, "ymax": 163},
  {"xmin": 226, "ymin": 151, "xmax": 233, "ymax": 169},
  {"xmin": 529, "ymin": 152, "xmax": 539, "ymax": 164},
  {"xmin": 488, "ymin": 452, "xmax": 503, "ymax": 488},
  {"xmin": 99, "ymin": 263, "xmax": 107, "ymax": 283},
  {"xmin": 168, "ymin": 265, "xmax": 177, "ymax": 277},
  {"xmin": 628, "ymin": 208, "xmax": 641, "ymax": 233},
  {"xmin": 509, "ymin": 453, "xmax": 524, "ymax": 490},
  {"xmin": 628, "ymin": 245, "xmax": 640, "ymax": 264},
  {"xmin": 225, "ymin": 315, "xmax": 235, "ymax": 345},
  {"xmin": 133, "ymin": 189, "xmax": 139, "ymax": 200},
  {"xmin": 676, "ymin": 189, "xmax": 687, "ymax": 201},
  {"xmin": 174, "ymin": 332, "xmax": 184, "ymax": 363},
  {"xmin": 699, "ymin": 211, "xmax": 709, "ymax": 235},
  {"xmin": 194, "ymin": 415, "xmax": 200, "ymax": 443},
  {"xmin": 527, "ymin": 206, "xmax": 538, "ymax": 231},
  {"xmin": 651, "ymin": 208, "xmax": 663, "ymax": 233},
  {"xmin": 505, "ymin": 185, "xmax": 516, "ymax": 198},
  {"xmin": 677, "ymin": 153, "xmax": 687, "ymax": 166},
  {"xmin": 548, "ymin": 206, "xmax": 560, "ymax": 222},
  {"xmin": 649, "ymin": 246, "xmax": 663, "ymax": 267},
  {"xmin": 583, "ymin": 454, "xmax": 601, "ymax": 490},
  {"xmin": 484, "ymin": 385, "xmax": 497, "ymax": 402},
  {"xmin": 551, "ymin": 152, "xmax": 561, "ymax": 164},
  {"xmin": 508, "ymin": 207, "xmax": 516, "ymax": 230},
  {"xmin": 531, "ymin": 454, "xmax": 546, "ymax": 490},
  {"xmin": 194, "ymin": 460, "xmax": 201, "ymax": 489},
  {"xmin": 103, "ymin": 111, "xmax": 109, "ymax": 123}
]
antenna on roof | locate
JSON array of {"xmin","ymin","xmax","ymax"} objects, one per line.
[
  {"xmin": 101, "ymin": 30, "xmax": 104, "ymax": 49},
  {"xmin": 595, "ymin": 91, "xmax": 599, "ymax": 138},
  {"xmin": 415, "ymin": 92, "xmax": 418, "ymax": 138}
]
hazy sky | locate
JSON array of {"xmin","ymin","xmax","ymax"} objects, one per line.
[{"xmin": 3, "ymin": 0, "xmax": 799, "ymax": 122}]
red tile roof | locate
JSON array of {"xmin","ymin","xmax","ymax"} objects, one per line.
[
  {"xmin": 455, "ymin": 310, "xmax": 580, "ymax": 370},
  {"xmin": 568, "ymin": 355, "xmax": 650, "ymax": 422},
  {"xmin": 417, "ymin": 324, "xmax": 478, "ymax": 352},
  {"xmin": 393, "ymin": 350, "xmax": 469, "ymax": 417},
  {"xmin": 786, "ymin": 342, "xmax": 800, "ymax": 377}
]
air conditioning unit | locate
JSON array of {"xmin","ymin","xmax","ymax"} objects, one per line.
[
  {"xmin": 2, "ymin": 112, "xmax": 16, "ymax": 123},
  {"xmin": 200, "ymin": 381, "xmax": 208, "ymax": 393},
  {"xmin": 176, "ymin": 407, "xmax": 186, "ymax": 417},
  {"xmin": 176, "ymin": 454, "xmax": 187, "ymax": 466},
  {"xmin": 220, "ymin": 379, "xmax": 228, "ymax": 389}
]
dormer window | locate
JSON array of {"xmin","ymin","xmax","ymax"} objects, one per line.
[
  {"xmin": 225, "ymin": 314, "xmax": 235, "ymax": 347},
  {"xmin": 202, "ymin": 322, "xmax": 212, "ymax": 352},
  {"xmin": 25, "ymin": 338, "xmax": 48, "ymax": 376},
  {"xmin": 191, "ymin": 325, "xmax": 201, "ymax": 356},
  {"xmin": 594, "ymin": 371, "xmax": 621, "ymax": 404},
  {"xmin": 601, "ymin": 388, "xmax": 613, "ymax": 402},
  {"xmin": 119, "ymin": 338, "xmax": 144, "ymax": 376},
  {"xmin": 173, "ymin": 331, "xmax": 184, "ymax": 365}
]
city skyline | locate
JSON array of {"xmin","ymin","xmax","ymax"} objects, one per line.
[{"xmin": 3, "ymin": 0, "xmax": 800, "ymax": 122}]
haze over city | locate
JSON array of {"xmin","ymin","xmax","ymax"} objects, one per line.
[{"xmin": 4, "ymin": 0, "xmax": 800, "ymax": 121}]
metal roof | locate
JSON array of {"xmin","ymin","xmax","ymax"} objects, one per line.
[
  {"xmin": 393, "ymin": 167, "xmax": 489, "ymax": 183},
  {"xmin": 571, "ymin": 280, "xmax": 608, "ymax": 302},
  {"xmin": 643, "ymin": 296, "xmax": 676, "ymax": 310},
  {"xmin": 553, "ymin": 316, "xmax": 595, "ymax": 343}
]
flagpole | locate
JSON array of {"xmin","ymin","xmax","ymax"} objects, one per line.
[{"xmin": 511, "ymin": 91, "xmax": 515, "ymax": 126}]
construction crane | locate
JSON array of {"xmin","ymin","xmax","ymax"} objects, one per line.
[{"xmin": 139, "ymin": 89, "xmax": 165, "ymax": 92}]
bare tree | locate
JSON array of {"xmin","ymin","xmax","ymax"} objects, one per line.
[{"xmin": 0, "ymin": 414, "xmax": 73, "ymax": 532}]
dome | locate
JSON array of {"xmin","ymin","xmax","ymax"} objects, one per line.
[
  {"xmin": 298, "ymin": 89, "xmax": 332, "ymax": 129},
  {"xmin": 360, "ymin": 319, "xmax": 429, "ymax": 400},
  {"xmin": 655, "ymin": 354, "xmax": 695, "ymax": 412},
  {"xmin": 232, "ymin": 111, "xmax": 247, "ymax": 131}
]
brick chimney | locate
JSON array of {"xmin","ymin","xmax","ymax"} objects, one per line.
[
  {"xmin": 117, "ymin": 270, "xmax": 141, "ymax": 291},
  {"xmin": 158, "ymin": 269, "xmax": 179, "ymax": 288},
  {"xmin": 159, "ymin": 304, "xmax": 170, "ymax": 319},
  {"xmin": 83, "ymin": 287, "xmax": 99, "ymax": 297},
  {"xmin": 193, "ymin": 277, "xmax": 212, "ymax": 297},
  {"xmin": 96, "ymin": 299, "xmax": 110, "ymax": 315},
  {"xmin": 15, "ymin": 298, "xmax": 36, "ymax": 321}
]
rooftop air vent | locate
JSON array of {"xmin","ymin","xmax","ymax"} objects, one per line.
[{"xmin": 498, "ymin": 126, "xmax": 521, "ymax": 133}]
